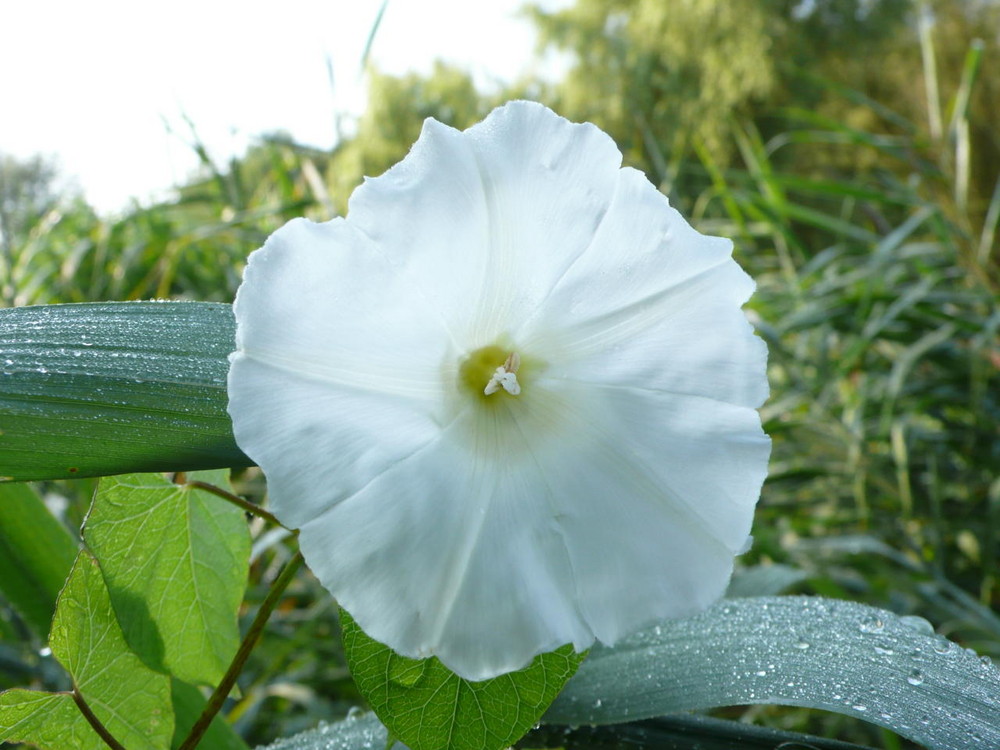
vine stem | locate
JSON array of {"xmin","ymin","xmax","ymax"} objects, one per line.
[
  {"xmin": 169, "ymin": 472, "xmax": 284, "ymax": 527},
  {"xmin": 186, "ymin": 480, "xmax": 284, "ymax": 527},
  {"xmin": 177, "ymin": 550, "xmax": 304, "ymax": 750},
  {"xmin": 71, "ymin": 686, "xmax": 127, "ymax": 750}
]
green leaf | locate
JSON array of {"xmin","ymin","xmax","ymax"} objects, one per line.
[
  {"xmin": 83, "ymin": 471, "xmax": 251, "ymax": 686},
  {"xmin": 0, "ymin": 481, "xmax": 77, "ymax": 638},
  {"xmin": 171, "ymin": 678, "xmax": 249, "ymax": 750},
  {"xmin": 0, "ymin": 301, "xmax": 250, "ymax": 482},
  {"xmin": 254, "ymin": 712, "xmax": 389, "ymax": 750},
  {"xmin": 340, "ymin": 610, "xmax": 585, "ymax": 750},
  {"xmin": 0, "ymin": 549, "xmax": 174, "ymax": 749},
  {"xmin": 0, "ymin": 690, "xmax": 106, "ymax": 750},
  {"xmin": 547, "ymin": 596, "xmax": 1000, "ymax": 750}
]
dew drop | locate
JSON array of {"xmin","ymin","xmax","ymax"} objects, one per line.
[
  {"xmin": 907, "ymin": 669, "xmax": 924, "ymax": 686},
  {"xmin": 859, "ymin": 616, "xmax": 884, "ymax": 633},
  {"xmin": 900, "ymin": 615, "xmax": 935, "ymax": 636},
  {"xmin": 793, "ymin": 639, "xmax": 811, "ymax": 650},
  {"xmin": 387, "ymin": 656, "xmax": 425, "ymax": 688},
  {"xmin": 933, "ymin": 637, "xmax": 954, "ymax": 655}
]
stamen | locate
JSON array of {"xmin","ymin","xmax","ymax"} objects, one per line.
[{"xmin": 484, "ymin": 352, "xmax": 522, "ymax": 396}]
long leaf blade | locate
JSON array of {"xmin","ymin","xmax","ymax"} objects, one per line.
[
  {"xmin": 0, "ymin": 302, "xmax": 249, "ymax": 481},
  {"xmin": 0, "ymin": 482, "xmax": 77, "ymax": 639},
  {"xmin": 254, "ymin": 712, "xmax": 876, "ymax": 750},
  {"xmin": 546, "ymin": 596, "xmax": 1000, "ymax": 750}
]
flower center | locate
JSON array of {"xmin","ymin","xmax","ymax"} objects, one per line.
[
  {"xmin": 459, "ymin": 345, "xmax": 523, "ymax": 400},
  {"xmin": 485, "ymin": 352, "xmax": 521, "ymax": 396}
]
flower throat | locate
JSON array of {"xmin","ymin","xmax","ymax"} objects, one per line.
[{"xmin": 459, "ymin": 346, "xmax": 522, "ymax": 399}]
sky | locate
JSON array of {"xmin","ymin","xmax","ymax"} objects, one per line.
[{"xmin": 1, "ymin": 0, "xmax": 569, "ymax": 214}]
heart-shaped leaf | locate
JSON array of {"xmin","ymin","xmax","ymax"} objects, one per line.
[
  {"xmin": 0, "ymin": 550, "xmax": 174, "ymax": 749},
  {"xmin": 341, "ymin": 610, "xmax": 584, "ymax": 750},
  {"xmin": 83, "ymin": 471, "xmax": 251, "ymax": 686}
]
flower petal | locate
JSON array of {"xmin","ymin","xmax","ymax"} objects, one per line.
[
  {"xmin": 295, "ymin": 403, "xmax": 595, "ymax": 680},
  {"xmin": 229, "ymin": 217, "xmax": 455, "ymax": 529},
  {"xmin": 348, "ymin": 101, "xmax": 624, "ymax": 347},
  {"xmin": 295, "ymin": 374, "xmax": 767, "ymax": 680},
  {"xmin": 522, "ymin": 167, "xmax": 769, "ymax": 409}
]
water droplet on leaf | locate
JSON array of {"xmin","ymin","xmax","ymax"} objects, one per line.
[
  {"xmin": 859, "ymin": 616, "xmax": 884, "ymax": 633},
  {"xmin": 899, "ymin": 615, "xmax": 935, "ymax": 635}
]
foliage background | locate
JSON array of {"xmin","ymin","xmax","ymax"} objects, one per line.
[{"xmin": 1, "ymin": 0, "xmax": 998, "ymax": 747}]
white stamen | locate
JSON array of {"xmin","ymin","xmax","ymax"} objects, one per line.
[{"xmin": 484, "ymin": 353, "xmax": 522, "ymax": 396}]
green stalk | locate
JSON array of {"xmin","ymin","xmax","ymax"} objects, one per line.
[{"xmin": 177, "ymin": 551, "xmax": 304, "ymax": 750}]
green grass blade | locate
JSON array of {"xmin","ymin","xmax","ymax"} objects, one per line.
[
  {"xmin": 0, "ymin": 482, "xmax": 77, "ymax": 639},
  {"xmin": 547, "ymin": 596, "xmax": 1000, "ymax": 749},
  {"xmin": 257, "ymin": 712, "xmax": 876, "ymax": 750},
  {"xmin": 0, "ymin": 302, "xmax": 250, "ymax": 481}
]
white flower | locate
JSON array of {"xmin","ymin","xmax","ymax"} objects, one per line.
[{"xmin": 227, "ymin": 101, "xmax": 770, "ymax": 681}]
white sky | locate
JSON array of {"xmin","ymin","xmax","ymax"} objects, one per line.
[{"xmin": 0, "ymin": 0, "xmax": 569, "ymax": 214}]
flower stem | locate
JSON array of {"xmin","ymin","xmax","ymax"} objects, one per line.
[
  {"xmin": 177, "ymin": 550, "xmax": 304, "ymax": 750},
  {"xmin": 71, "ymin": 686, "xmax": 126, "ymax": 750},
  {"xmin": 184, "ymin": 480, "xmax": 284, "ymax": 527}
]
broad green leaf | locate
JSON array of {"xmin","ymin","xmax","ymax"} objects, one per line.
[
  {"xmin": 0, "ymin": 301, "xmax": 249, "ymax": 482},
  {"xmin": 341, "ymin": 610, "xmax": 585, "ymax": 750},
  {"xmin": 0, "ymin": 481, "xmax": 77, "ymax": 638},
  {"xmin": 254, "ymin": 711, "xmax": 875, "ymax": 750},
  {"xmin": 83, "ymin": 471, "xmax": 251, "ymax": 686},
  {"xmin": 0, "ymin": 690, "xmax": 107, "ymax": 750},
  {"xmin": 547, "ymin": 596, "xmax": 1000, "ymax": 750},
  {"xmin": 0, "ymin": 549, "xmax": 173, "ymax": 749},
  {"xmin": 171, "ymin": 678, "xmax": 249, "ymax": 750}
]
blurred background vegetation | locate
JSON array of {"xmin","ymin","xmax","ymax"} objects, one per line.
[{"xmin": 1, "ymin": 0, "xmax": 998, "ymax": 747}]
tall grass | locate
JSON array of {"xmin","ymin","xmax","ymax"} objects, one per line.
[
  {"xmin": 690, "ymin": 44, "xmax": 999, "ymax": 656},
  {"xmin": 8, "ymin": 134, "xmax": 334, "ymax": 306}
]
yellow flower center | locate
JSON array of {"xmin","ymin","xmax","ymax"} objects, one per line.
[{"xmin": 459, "ymin": 345, "xmax": 525, "ymax": 402}]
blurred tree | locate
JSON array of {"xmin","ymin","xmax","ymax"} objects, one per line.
[
  {"xmin": 526, "ymin": 0, "xmax": 777, "ymax": 185},
  {"xmin": 326, "ymin": 62, "xmax": 490, "ymax": 212},
  {"xmin": 527, "ymin": 0, "xmax": 999, "ymax": 261},
  {"xmin": 0, "ymin": 153, "xmax": 61, "ymax": 305}
]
